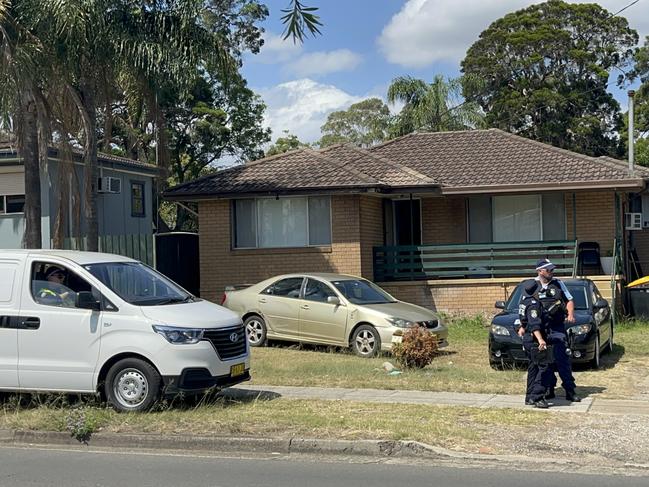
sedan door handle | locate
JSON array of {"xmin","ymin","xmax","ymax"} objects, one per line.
[
  {"xmin": 300, "ymin": 304, "xmax": 309, "ymax": 310},
  {"xmin": 258, "ymin": 298, "xmax": 267, "ymax": 304},
  {"xmin": 20, "ymin": 317, "xmax": 40, "ymax": 330}
]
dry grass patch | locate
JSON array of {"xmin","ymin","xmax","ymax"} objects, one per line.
[
  {"xmin": 0, "ymin": 397, "xmax": 547, "ymax": 452},
  {"xmin": 249, "ymin": 317, "xmax": 649, "ymax": 399}
]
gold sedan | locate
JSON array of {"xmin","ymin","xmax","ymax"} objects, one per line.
[{"xmin": 222, "ymin": 273, "xmax": 448, "ymax": 358}]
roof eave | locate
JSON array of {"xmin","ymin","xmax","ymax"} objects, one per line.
[{"xmin": 441, "ymin": 179, "xmax": 646, "ymax": 195}]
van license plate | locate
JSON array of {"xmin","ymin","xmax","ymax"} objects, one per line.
[{"xmin": 230, "ymin": 363, "xmax": 245, "ymax": 377}]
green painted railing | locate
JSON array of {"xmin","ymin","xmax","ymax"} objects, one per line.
[
  {"xmin": 58, "ymin": 233, "xmax": 155, "ymax": 266},
  {"xmin": 373, "ymin": 240, "xmax": 577, "ymax": 281}
]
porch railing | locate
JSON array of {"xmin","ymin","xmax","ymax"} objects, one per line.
[
  {"xmin": 373, "ymin": 240, "xmax": 577, "ymax": 281},
  {"xmin": 57, "ymin": 233, "xmax": 155, "ymax": 266}
]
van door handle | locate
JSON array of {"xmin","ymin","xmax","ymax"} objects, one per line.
[{"xmin": 21, "ymin": 317, "xmax": 40, "ymax": 330}]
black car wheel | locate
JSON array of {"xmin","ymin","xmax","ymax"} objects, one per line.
[
  {"xmin": 591, "ymin": 335, "xmax": 601, "ymax": 369},
  {"xmin": 607, "ymin": 326, "xmax": 614, "ymax": 354}
]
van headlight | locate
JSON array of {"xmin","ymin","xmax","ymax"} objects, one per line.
[
  {"xmin": 568, "ymin": 324, "xmax": 591, "ymax": 336},
  {"xmin": 491, "ymin": 324, "xmax": 510, "ymax": 336},
  {"xmin": 153, "ymin": 325, "xmax": 204, "ymax": 344},
  {"xmin": 387, "ymin": 317, "xmax": 416, "ymax": 328}
]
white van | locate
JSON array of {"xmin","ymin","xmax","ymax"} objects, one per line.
[{"xmin": 0, "ymin": 250, "xmax": 250, "ymax": 412}]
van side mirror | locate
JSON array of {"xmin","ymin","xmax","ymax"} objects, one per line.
[
  {"xmin": 594, "ymin": 298, "xmax": 609, "ymax": 309},
  {"xmin": 495, "ymin": 300, "xmax": 506, "ymax": 309},
  {"xmin": 76, "ymin": 291, "xmax": 101, "ymax": 311},
  {"xmin": 327, "ymin": 296, "xmax": 341, "ymax": 306}
]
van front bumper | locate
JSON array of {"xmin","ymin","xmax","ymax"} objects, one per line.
[{"xmin": 162, "ymin": 367, "xmax": 251, "ymax": 393}]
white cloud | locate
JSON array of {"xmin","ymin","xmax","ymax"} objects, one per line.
[
  {"xmin": 256, "ymin": 79, "xmax": 362, "ymax": 143},
  {"xmin": 286, "ymin": 49, "xmax": 362, "ymax": 77},
  {"xmin": 250, "ymin": 31, "xmax": 302, "ymax": 64},
  {"xmin": 378, "ymin": 0, "xmax": 649, "ymax": 69}
]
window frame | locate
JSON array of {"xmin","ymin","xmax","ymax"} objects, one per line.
[
  {"xmin": 0, "ymin": 194, "xmax": 26, "ymax": 215},
  {"xmin": 232, "ymin": 195, "xmax": 332, "ymax": 249},
  {"xmin": 30, "ymin": 261, "xmax": 98, "ymax": 310},
  {"xmin": 130, "ymin": 181, "xmax": 146, "ymax": 218},
  {"xmin": 303, "ymin": 278, "xmax": 339, "ymax": 304},
  {"xmin": 260, "ymin": 277, "xmax": 306, "ymax": 299}
]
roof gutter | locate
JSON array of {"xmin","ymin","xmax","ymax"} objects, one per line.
[{"xmin": 441, "ymin": 178, "xmax": 646, "ymax": 195}]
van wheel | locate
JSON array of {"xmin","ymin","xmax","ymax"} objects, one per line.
[
  {"xmin": 351, "ymin": 325, "xmax": 381, "ymax": 358},
  {"xmin": 105, "ymin": 358, "xmax": 161, "ymax": 412},
  {"xmin": 244, "ymin": 315, "xmax": 267, "ymax": 347}
]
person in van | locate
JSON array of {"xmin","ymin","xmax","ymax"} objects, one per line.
[{"xmin": 36, "ymin": 266, "xmax": 75, "ymax": 307}]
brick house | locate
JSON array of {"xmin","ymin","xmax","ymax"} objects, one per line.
[{"xmin": 164, "ymin": 129, "xmax": 649, "ymax": 314}]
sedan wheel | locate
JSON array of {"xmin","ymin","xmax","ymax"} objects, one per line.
[
  {"xmin": 591, "ymin": 335, "xmax": 601, "ymax": 369},
  {"xmin": 607, "ymin": 326, "xmax": 614, "ymax": 354},
  {"xmin": 352, "ymin": 325, "xmax": 381, "ymax": 358},
  {"xmin": 245, "ymin": 315, "xmax": 267, "ymax": 347}
]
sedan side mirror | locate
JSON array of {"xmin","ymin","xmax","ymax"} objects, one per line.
[
  {"xmin": 76, "ymin": 291, "xmax": 101, "ymax": 311},
  {"xmin": 495, "ymin": 300, "xmax": 506, "ymax": 309},
  {"xmin": 327, "ymin": 296, "xmax": 342, "ymax": 306},
  {"xmin": 594, "ymin": 298, "xmax": 609, "ymax": 309}
]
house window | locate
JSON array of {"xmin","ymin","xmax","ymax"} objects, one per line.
[
  {"xmin": 468, "ymin": 194, "xmax": 566, "ymax": 243},
  {"xmin": 131, "ymin": 182, "xmax": 145, "ymax": 217},
  {"xmin": 0, "ymin": 194, "xmax": 25, "ymax": 214},
  {"xmin": 233, "ymin": 196, "xmax": 332, "ymax": 248}
]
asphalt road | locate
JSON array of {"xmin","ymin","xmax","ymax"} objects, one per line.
[{"xmin": 1, "ymin": 446, "xmax": 648, "ymax": 487}]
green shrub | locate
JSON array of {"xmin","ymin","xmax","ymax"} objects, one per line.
[{"xmin": 391, "ymin": 326, "xmax": 439, "ymax": 368}]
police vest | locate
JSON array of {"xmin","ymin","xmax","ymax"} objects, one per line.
[
  {"xmin": 530, "ymin": 279, "xmax": 568, "ymax": 323},
  {"xmin": 518, "ymin": 294, "xmax": 546, "ymax": 336}
]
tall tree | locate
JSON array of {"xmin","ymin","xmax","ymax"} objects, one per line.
[
  {"xmin": 318, "ymin": 98, "xmax": 392, "ymax": 148},
  {"xmin": 266, "ymin": 131, "xmax": 308, "ymax": 156},
  {"xmin": 387, "ymin": 75, "xmax": 484, "ymax": 137},
  {"xmin": 461, "ymin": 0, "xmax": 638, "ymax": 157}
]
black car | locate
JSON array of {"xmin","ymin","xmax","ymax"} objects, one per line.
[{"xmin": 488, "ymin": 279, "xmax": 613, "ymax": 369}]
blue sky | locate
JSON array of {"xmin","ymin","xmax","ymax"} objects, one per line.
[{"xmin": 240, "ymin": 0, "xmax": 649, "ymax": 145}]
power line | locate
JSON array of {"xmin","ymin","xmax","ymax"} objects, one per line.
[{"xmin": 609, "ymin": 0, "xmax": 641, "ymax": 18}]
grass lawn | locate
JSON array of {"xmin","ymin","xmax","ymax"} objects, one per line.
[{"xmin": 248, "ymin": 317, "xmax": 649, "ymax": 399}]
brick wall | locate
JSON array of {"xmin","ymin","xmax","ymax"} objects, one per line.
[
  {"xmin": 359, "ymin": 196, "xmax": 383, "ymax": 280},
  {"xmin": 565, "ymin": 191, "xmax": 616, "ymax": 255},
  {"xmin": 422, "ymin": 196, "xmax": 467, "ymax": 244},
  {"xmin": 198, "ymin": 195, "xmax": 363, "ymax": 302}
]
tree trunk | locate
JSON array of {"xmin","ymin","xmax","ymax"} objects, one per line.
[
  {"xmin": 80, "ymin": 77, "xmax": 99, "ymax": 252},
  {"xmin": 18, "ymin": 90, "xmax": 42, "ymax": 249}
]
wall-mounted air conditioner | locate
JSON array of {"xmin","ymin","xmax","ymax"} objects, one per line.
[
  {"xmin": 97, "ymin": 176, "xmax": 121, "ymax": 194},
  {"xmin": 625, "ymin": 212, "xmax": 642, "ymax": 230}
]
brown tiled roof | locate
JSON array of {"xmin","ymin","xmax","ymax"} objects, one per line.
[
  {"xmin": 164, "ymin": 147, "xmax": 440, "ymax": 199},
  {"xmin": 370, "ymin": 129, "xmax": 645, "ymax": 193},
  {"xmin": 165, "ymin": 128, "xmax": 648, "ymax": 200}
]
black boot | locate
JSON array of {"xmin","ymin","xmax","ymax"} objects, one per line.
[
  {"xmin": 533, "ymin": 398, "xmax": 550, "ymax": 409},
  {"xmin": 525, "ymin": 398, "xmax": 534, "ymax": 405},
  {"xmin": 565, "ymin": 391, "xmax": 581, "ymax": 402},
  {"xmin": 544, "ymin": 387, "xmax": 555, "ymax": 399}
]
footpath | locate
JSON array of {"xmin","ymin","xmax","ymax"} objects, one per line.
[{"xmin": 224, "ymin": 384, "xmax": 649, "ymax": 415}]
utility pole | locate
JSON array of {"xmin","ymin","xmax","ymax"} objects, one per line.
[{"xmin": 629, "ymin": 90, "xmax": 635, "ymax": 173}]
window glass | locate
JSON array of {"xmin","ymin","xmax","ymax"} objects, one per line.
[
  {"xmin": 304, "ymin": 279, "xmax": 337, "ymax": 303},
  {"xmin": 262, "ymin": 277, "xmax": 304, "ymax": 298},
  {"xmin": 308, "ymin": 196, "xmax": 331, "ymax": 245},
  {"xmin": 468, "ymin": 196, "xmax": 492, "ymax": 243},
  {"xmin": 493, "ymin": 195, "xmax": 541, "ymax": 242},
  {"xmin": 131, "ymin": 182, "xmax": 145, "ymax": 217},
  {"xmin": 234, "ymin": 199, "xmax": 256, "ymax": 248},
  {"xmin": 542, "ymin": 193, "xmax": 566, "ymax": 240},
  {"xmin": 233, "ymin": 196, "xmax": 332, "ymax": 248},
  {"xmin": 0, "ymin": 196, "xmax": 5, "ymax": 213},
  {"xmin": 331, "ymin": 279, "xmax": 396, "ymax": 305},
  {"xmin": 6, "ymin": 195, "xmax": 25, "ymax": 214},
  {"xmin": 31, "ymin": 262, "xmax": 96, "ymax": 308},
  {"xmin": 85, "ymin": 262, "xmax": 191, "ymax": 306},
  {"xmin": 259, "ymin": 198, "xmax": 307, "ymax": 247}
]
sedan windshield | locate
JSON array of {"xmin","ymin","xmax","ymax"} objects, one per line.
[
  {"xmin": 331, "ymin": 279, "xmax": 396, "ymax": 305},
  {"xmin": 506, "ymin": 283, "xmax": 589, "ymax": 311},
  {"xmin": 84, "ymin": 262, "xmax": 192, "ymax": 306}
]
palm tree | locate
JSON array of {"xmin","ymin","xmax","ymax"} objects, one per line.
[{"xmin": 387, "ymin": 75, "xmax": 485, "ymax": 137}]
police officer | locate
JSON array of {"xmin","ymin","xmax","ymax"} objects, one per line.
[
  {"xmin": 529, "ymin": 259, "xmax": 581, "ymax": 403},
  {"xmin": 517, "ymin": 282, "xmax": 552, "ymax": 408},
  {"xmin": 37, "ymin": 266, "xmax": 74, "ymax": 307}
]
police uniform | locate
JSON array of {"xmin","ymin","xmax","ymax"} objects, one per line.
[{"xmin": 518, "ymin": 286, "xmax": 553, "ymax": 407}]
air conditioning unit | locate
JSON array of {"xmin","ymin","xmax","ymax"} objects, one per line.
[
  {"xmin": 97, "ymin": 176, "xmax": 121, "ymax": 194},
  {"xmin": 625, "ymin": 212, "xmax": 642, "ymax": 230}
]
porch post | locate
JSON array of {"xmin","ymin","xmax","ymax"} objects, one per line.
[{"xmin": 572, "ymin": 192, "xmax": 577, "ymax": 241}]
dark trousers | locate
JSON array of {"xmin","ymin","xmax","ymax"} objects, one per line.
[
  {"xmin": 523, "ymin": 336, "xmax": 552, "ymax": 402},
  {"xmin": 544, "ymin": 331, "xmax": 576, "ymax": 394}
]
